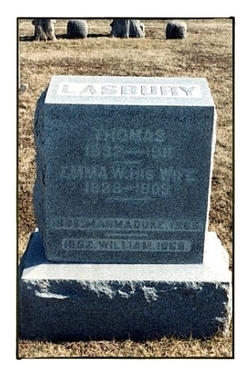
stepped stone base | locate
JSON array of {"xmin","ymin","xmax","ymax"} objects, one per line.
[{"xmin": 18, "ymin": 230, "xmax": 232, "ymax": 341}]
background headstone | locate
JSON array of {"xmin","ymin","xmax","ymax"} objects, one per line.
[
  {"xmin": 166, "ymin": 20, "xmax": 187, "ymax": 39},
  {"xmin": 34, "ymin": 76, "xmax": 216, "ymax": 264},
  {"xmin": 110, "ymin": 19, "xmax": 145, "ymax": 38},
  {"xmin": 67, "ymin": 20, "xmax": 88, "ymax": 39},
  {"xmin": 32, "ymin": 19, "xmax": 56, "ymax": 41}
]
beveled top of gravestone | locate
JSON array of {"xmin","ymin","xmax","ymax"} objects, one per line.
[{"xmin": 45, "ymin": 75, "xmax": 215, "ymax": 107}]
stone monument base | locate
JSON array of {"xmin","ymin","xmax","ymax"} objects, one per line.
[{"xmin": 18, "ymin": 230, "xmax": 232, "ymax": 341}]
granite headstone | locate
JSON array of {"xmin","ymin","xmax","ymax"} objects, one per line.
[
  {"xmin": 34, "ymin": 76, "xmax": 216, "ymax": 264},
  {"xmin": 19, "ymin": 75, "xmax": 232, "ymax": 341}
]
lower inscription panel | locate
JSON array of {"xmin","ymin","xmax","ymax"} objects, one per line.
[{"xmin": 46, "ymin": 216, "xmax": 204, "ymax": 263}]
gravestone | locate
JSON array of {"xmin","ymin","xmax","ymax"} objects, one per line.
[
  {"xmin": 67, "ymin": 20, "xmax": 88, "ymax": 39},
  {"xmin": 166, "ymin": 20, "xmax": 187, "ymax": 39},
  {"xmin": 32, "ymin": 19, "xmax": 56, "ymax": 41},
  {"xmin": 110, "ymin": 19, "xmax": 145, "ymax": 38},
  {"xmin": 19, "ymin": 75, "xmax": 232, "ymax": 341},
  {"xmin": 34, "ymin": 76, "xmax": 215, "ymax": 265}
]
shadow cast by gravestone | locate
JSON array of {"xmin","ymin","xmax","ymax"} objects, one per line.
[
  {"xmin": 19, "ymin": 33, "xmax": 110, "ymax": 42},
  {"xmin": 18, "ymin": 231, "xmax": 48, "ymax": 273},
  {"xmin": 19, "ymin": 36, "xmax": 35, "ymax": 42}
]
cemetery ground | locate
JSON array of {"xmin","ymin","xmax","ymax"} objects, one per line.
[{"xmin": 17, "ymin": 18, "xmax": 233, "ymax": 358}]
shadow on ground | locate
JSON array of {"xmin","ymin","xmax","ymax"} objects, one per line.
[{"xmin": 19, "ymin": 33, "xmax": 110, "ymax": 42}]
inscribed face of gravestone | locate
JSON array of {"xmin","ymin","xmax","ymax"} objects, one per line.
[{"xmin": 34, "ymin": 75, "xmax": 216, "ymax": 264}]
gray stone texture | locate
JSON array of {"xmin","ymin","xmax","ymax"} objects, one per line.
[
  {"xmin": 110, "ymin": 19, "xmax": 145, "ymax": 38},
  {"xmin": 33, "ymin": 76, "xmax": 216, "ymax": 264},
  {"xmin": 19, "ymin": 230, "xmax": 232, "ymax": 341},
  {"xmin": 32, "ymin": 19, "xmax": 57, "ymax": 41},
  {"xmin": 166, "ymin": 21, "xmax": 187, "ymax": 39},
  {"xmin": 67, "ymin": 20, "xmax": 88, "ymax": 39}
]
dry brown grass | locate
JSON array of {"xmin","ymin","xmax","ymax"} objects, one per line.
[
  {"xmin": 17, "ymin": 18, "xmax": 233, "ymax": 358},
  {"xmin": 18, "ymin": 330, "xmax": 232, "ymax": 358}
]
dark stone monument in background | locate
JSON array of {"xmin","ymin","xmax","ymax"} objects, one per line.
[
  {"xmin": 67, "ymin": 19, "xmax": 88, "ymax": 39},
  {"xmin": 32, "ymin": 19, "xmax": 57, "ymax": 41},
  {"xmin": 110, "ymin": 19, "xmax": 145, "ymax": 38},
  {"xmin": 166, "ymin": 20, "xmax": 187, "ymax": 39},
  {"xmin": 19, "ymin": 76, "xmax": 232, "ymax": 341}
]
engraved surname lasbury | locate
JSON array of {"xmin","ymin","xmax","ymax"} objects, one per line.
[{"xmin": 58, "ymin": 83, "xmax": 201, "ymax": 98}]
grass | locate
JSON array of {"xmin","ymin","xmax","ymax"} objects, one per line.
[
  {"xmin": 17, "ymin": 18, "xmax": 233, "ymax": 358},
  {"xmin": 18, "ymin": 331, "xmax": 232, "ymax": 358}
]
